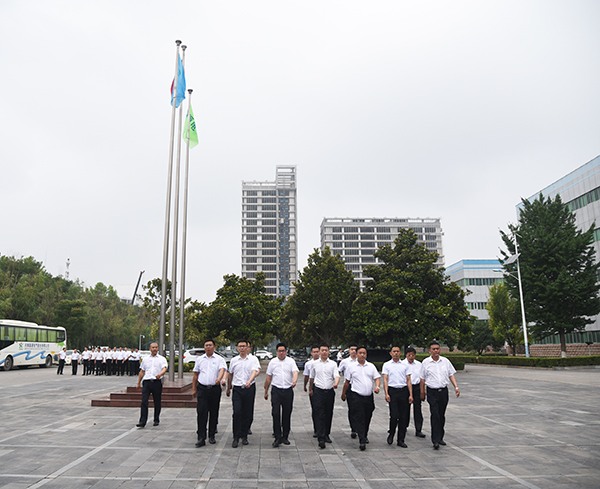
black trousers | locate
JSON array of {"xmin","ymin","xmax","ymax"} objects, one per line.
[
  {"xmin": 388, "ymin": 386, "xmax": 409, "ymax": 442},
  {"xmin": 426, "ymin": 386, "xmax": 449, "ymax": 444},
  {"xmin": 309, "ymin": 392, "xmax": 317, "ymax": 433},
  {"xmin": 82, "ymin": 359, "xmax": 89, "ymax": 375},
  {"xmin": 271, "ymin": 386, "xmax": 294, "ymax": 439},
  {"xmin": 95, "ymin": 360, "xmax": 101, "ymax": 375},
  {"xmin": 346, "ymin": 389, "xmax": 357, "ymax": 432},
  {"xmin": 139, "ymin": 379, "xmax": 163, "ymax": 425},
  {"xmin": 71, "ymin": 361, "xmax": 78, "ymax": 375},
  {"xmin": 349, "ymin": 391, "xmax": 375, "ymax": 444},
  {"xmin": 232, "ymin": 384, "xmax": 256, "ymax": 439},
  {"xmin": 312, "ymin": 386, "xmax": 335, "ymax": 443},
  {"xmin": 196, "ymin": 384, "xmax": 222, "ymax": 440},
  {"xmin": 128, "ymin": 361, "xmax": 135, "ymax": 376},
  {"xmin": 120, "ymin": 361, "xmax": 127, "ymax": 376},
  {"xmin": 106, "ymin": 359, "xmax": 112, "ymax": 376},
  {"xmin": 57, "ymin": 359, "xmax": 65, "ymax": 374},
  {"xmin": 407, "ymin": 383, "xmax": 424, "ymax": 433}
]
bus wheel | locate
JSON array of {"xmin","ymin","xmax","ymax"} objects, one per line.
[
  {"xmin": 3, "ymin": 356, "xmax": 13, "ymax": 371},
  {"xmin": 42, "ymin": 355, "xmax": 52, "ymax": 368}
]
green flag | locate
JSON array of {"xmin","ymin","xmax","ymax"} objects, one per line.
[{"xmin": 183, "ymin": 105, "xmax": 199, "ymax": 148}]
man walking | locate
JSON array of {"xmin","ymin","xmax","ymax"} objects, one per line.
[
  {"xmin": 338, "ymin": 344, "xmax": 358, "ymax": 439},
  {"xmin": 57, "ymin": 347, "xmax": 66, "ymax": 375},
  {"xmin": 192, "ymin": 339, "xmax": 227, "ymax": 447},
  {"xmin": 227, "ymin": 339, "xmax": 260, "ymax": 448},
  {"xmin": 341, "ymin": 347, "xmax": 380, "ymax": 451},
  {"xmin": 403, "ymin": 347, "xmax": 425, "ymax": 438},
  {"xmin": 264, "ymin": 343, "xmax": 299, "ymax": 447},
  {"xmin": 420, "ymin": 341, "xmax": 460, "ymax": 450},
  {"xmin": 303, "ymin": 345, "xmax": 320, "ymax": 437},
  {"xmin": 136, "ymin": 342, "xmax": 167, "ymax": 428},
  {"xmin": 309, "ymin": 344, "xmax": 339, "ymax": 449},
  {"xmin": 382, "ymin": 345, "xmax": 412, "ymax": 447}
]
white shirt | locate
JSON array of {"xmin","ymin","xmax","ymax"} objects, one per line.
[
  {"xmin": 382, "ymin": 359, "xmax": 411, "ymax": 388},
  {"xmin": 402, "ymin": 358, "xmax": 422, "ymax": 384},
  {"xmin": 59, "ymin": 350, "xmax": 66, "ymax": 360},
  {"xmin": 229, "ymin": 355, "xmax": 261, "ymax": 386},
  {"xmin": 193, "ymin": 353, "xmax": 227, "ymax": 385},
  {"xmin": 421, "ymin": 356, "xmax": 457, "ymax": 389},
  {"xmin": 309, "ymin": 358, "xmax": 339, "ymax": 390},
  {"xmin": 338, "ymin": 357, "xmax": 357, "ymax": 378},
  {"xmin": 140, "ymin": 353, "xmax": 168, "ymax": 380},
  {"xmin": 266, "ymin": 356, "xmax": 299, "ymax": 389},
  {"xmin": 71, "ymin": 352, "xmax": 81, "ymax": 362},
  {"xmin": 346, "ymin": 361, "xmax": 380, "ymax": 396},
  {"xmin": 116, "ymin": 350, "xmax": 124, "ymax": 360},
  {"xmin": 303, "ymin": 358, "xmax": 314, "ymax": 378},
  {"xmin": 101, "ymin": 351, "xmax": 107, "ymax": 362},
  {"xmin": 132, "ymin": 351, "xmax": 141, "ymax": 360},
  {"xmin": 82, "ymin": 350, "xmax": 91, "ymax": 360}
]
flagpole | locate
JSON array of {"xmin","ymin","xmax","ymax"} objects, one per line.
[
  {"xmin": 168, "ymin": 44, "xmax": 186, "ymax": 382},
  {"xmin": 179, "ymin": 88, "xmax": 193, "ymax": 379},
  {"xmin": 159, "ymin": 39, "xmax": 181, "ymax": 357}
]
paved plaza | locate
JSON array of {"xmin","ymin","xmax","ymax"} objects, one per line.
[{"xmin": 0, "ymin": 363, "xmax": 599, "ymax": 489}]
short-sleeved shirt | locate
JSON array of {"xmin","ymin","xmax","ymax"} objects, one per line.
[
  {"xmin": 421, "ymin": 356, "xmax": 456, "ymax": 389},
  {"xmin": 140, "ymin": 354, "xmax": 168, "ymax": 380},
  {"xmin": 193, "ymin": 353, "xmax": 227, "ymax": 385},
  {"xmin": 309, "ymin": 358, "xmax": 339, "ymax": 390},
  {"xmin": 382, "ymin": 359, "xmax": 411, "ymax": 388},
  {"xmin": 229, "ymin": 355, "xmax": 261, "ymax": 386},
  {"xmin": 338, "ymin": 357, "xmax": 357, "ymax": 378},
  {"xmin": 59, "ymin": 351, "xmax": 66, "ymax": 360},
  {"xmin": 346, "ymin": 361, "xmax": 380, "ymax": 396},
  {"xmin": 82, "ymin": 350, "xmax": 91, "ymax": 360},
  {"xmin": 71, "ymin": 352, "xmax": 81, "ymax": 362},
  {"xmin": 303, "ymin": 358, "xmax": 314, "ymax": 378},
  {"xmin": 266, "ymin": 356, "xmax": 299, "ymax": 389},
  {"xmin": 402, "ymin": 358, "xmax": 422, "ymax": 384}
]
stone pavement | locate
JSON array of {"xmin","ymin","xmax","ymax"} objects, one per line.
[{"xmin": 0, "ymin": 363, "xmax": 599, "ymax": 488}]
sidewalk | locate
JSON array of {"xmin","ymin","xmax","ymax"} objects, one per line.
[{"xmin": 0, "ymin": 364, "xmax": 599, "ymax": 488}]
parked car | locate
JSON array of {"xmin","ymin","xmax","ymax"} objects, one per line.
[
  {"xmin": 287, "ymin": 349, "xmax": 308, "ymax": 369},
  {"xmin": 183, "ymin": 349, "xmax": 228, "ymax": 363},
  {"xmin": 254, "ymin": 349, "xmax": 273, "ymax": 360}
]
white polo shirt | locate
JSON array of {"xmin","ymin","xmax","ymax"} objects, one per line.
[
  {"xmin": 140, "ymin": 353, "xmax": 168, "ymax": 380},
  {"xmin": 382, "ymin": 359, "xmax": 410, "ymax": 388},
  {"xmin": 309, "ymin": 358, "xmax": 339, "ymax": 390},
  {"xmin": 346, "ymin": 361, "xmax": 380, "ymax": 396},
  {"xmin": 193, "ymin": 353, "xmax": 227, "ymax": 385},
  {"xmin": 303, "ymin": 358, "xmax": 314, "ymax": 378},
  {"xmin": 402, "ymin": 358, "xmax": 423, "ymax": 384},
  {"xmin": 266, "ymin": 356, "xmax": 299, "ymax": 389},
  {"xmin": 82, "ymin": 350, "xmax": 91, "ymax": 360},
  {"xmin": 229, "ymin": 355, "xmax": 261, "ymax": 386},
  {"xmin": 421, "ymin": 356, "xmax": 456, "ymax": 389},
  {"xmin": 338, "ymin": 357, "xmax": 357, "ymax": 378}
]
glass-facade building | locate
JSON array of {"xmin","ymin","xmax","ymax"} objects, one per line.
[
  {"xmin": 320, "ymin": 217, "xmax": 444, "ymax": 291},
  {"xmin": 241, "ymin": 166, "xmax": 297, "ymax": 297}
]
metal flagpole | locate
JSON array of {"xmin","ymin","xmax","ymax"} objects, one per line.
[
  {"xmin": 159, "ymin": 39, "xmax": 181, "ymax": 357},
  {"xmin": 179, "ymin": 88, "xmax": 193, "ymax": 379},
  {"xmin": 168, "ymin": 45, "xmax": 187, "ymax": 381}
]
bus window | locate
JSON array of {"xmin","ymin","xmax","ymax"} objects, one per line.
[
  {"xmin": 16, "ymin": 327, "xmax": 26, "ymax": 341},
  {"xmin": 38, "ymin": 329, "xmax": 48, "ymax": 342},
  {"xmin": 57, "ymin": 331, "xmax": 66, "ymax": 343},
  {"xmin": 4, "ymin": 327, "xmax": 14, "ymax": 341},
  {"xmin": 27, "ymin": 328, "xmax": 37, "ymax": 341}
]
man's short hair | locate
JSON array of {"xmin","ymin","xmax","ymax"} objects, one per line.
[
  {"xmin": 390, "ymin": 345, "xmax": 402, "ymax": 350},
  {"xmin": 357, "ymin": 346, "xmax": 368, "ymax": 353},
  {"xmin": 319, "ymin": 343, "xmax": 330, "ymax": 350},
  {"xmin": 276, "ymin": 342, "xmax": 287, "ymax": 350},
  {"xmin": 204, "ymin": 339, "xmax": 215, "ymax": 347},
  {"xmin": 311, "ymin": 345, "xmax": 320, "ymax": 351},
  {"xmin": 405, "ymin": 347, "xmax": 416, "ymax": 354},
  {"xmin": 430, "ymin": 340, "xmax": 440, "ymax": 348},
  {"xmin": 237, "ymin": 339, "xmax": 248, "ymax": 346},
  {"xmin": 348, "ymin": 343, "xmax": 358, "ymax": 349}
]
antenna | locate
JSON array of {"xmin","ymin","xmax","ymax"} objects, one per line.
[{"xmin": 65, "ymin": 257, "xmax": 71, "ymax": 280}]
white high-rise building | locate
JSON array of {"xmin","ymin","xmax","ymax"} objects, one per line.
[
  {"xmin": 320, "ymin": 217, "xmax": 444, "ymax": 290},
  {"xmin": 241, "ymin": 166, "xmax": 297, "ymax": 297}
]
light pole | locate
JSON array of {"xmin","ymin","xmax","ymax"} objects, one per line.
[{"xmin": 139, "ymin": 334, "xmax": 145, "ymax": 351}]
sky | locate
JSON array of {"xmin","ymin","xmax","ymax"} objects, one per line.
[{"xmin": 1, "ymin": 1, "xmax": 599, "ymax": 305}]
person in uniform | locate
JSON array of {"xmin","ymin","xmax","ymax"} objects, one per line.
[
  {"xmin": 121, "ymin": 347, "xmax": 130, "ymax": 376},
  {"xmin": 264, "ymin": 342, "xmax": 299, "ymax": 447},
  {"xmin": 57, "ymin": 347, "xmax": 66, "ymax": 375},
  {"xmin": 338, "ymin": 344, "xmax": 358, "ymax": 439},
  {"xmin": 136, "ymin": 342, "xmax": 168, "ymax": 428},
  {"xmin": 71, "ymin": 349, "xmax": 81, "ymax": 375},
  {"xmin": 309, "ymin": 344, "xmax": 340, "ymax": 449},
  {"xmin": 82, "ymin": 347, "xmax": 91, "ymax": 375},
  {"xmin": 192, "ymin": 339, "xmax": 227, "ymax": 447},
  {"xmin": 402, "ymin": 347, "xmax": 425, "ymax": 438},
  {"xmin": 101, "ymin": 347, "xmax": 108, "ymax": 375},
  {"xmin": 341, "ymin": 347, "xmax": 380, "ymax": 451},
  {"xmin": 95, "ymin": 347, "xmax": 102, "ymax": 375},
  {"xmin": 420, "ymin": 341, "xmax": 460, "ymax": 450},
  {"xmin": 303, "ymin": 345, "xmax": 320, "ymax": 437},
  {"xmin": 227, "ymin": 339, "xmax": 260, "ymax": 448},
  {"xmin": 132, "ymin": 348, "xmax": 141, "ymax": 376},
  {"xmin": 382, "ymin": 345, "xmax": 413, "ymax": 447}
]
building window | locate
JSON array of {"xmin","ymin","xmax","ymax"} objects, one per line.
[
  {"xmin": 245, "ymin": 249, "xmax": 258, "ymax": 255},
  {"xmin": 362, "ymin": 242, "xmax": 375, "ymax": 248},
  {"xmin": 361, "ymin": 249, "xmax": 374, "ymax": 255},
  {"xmin": 345, "ymin": 234, "xmax": 359, "ymax": 240},
  {"xmin": 246, "ymin": 242, "xmax": 257, "ymax": 248},
  {"xmin": 263, "ymin": 265, "xmax": 277, "ymax": 270},
  {"xmin": 378, "ymin": 234, "xmax": 391, "ymax": 240},
  {"xmin": 332, "ymin": 234, "xmax": 342, "ymax": 240},
  {"xmin": 378, "ymin": 227, "xmax": 391, "ymax": 233},
  {"xmin": 345, "ymin": 242, "xmax": 359, "ymax": 248},
  {"xmin": 332, "ymin": 227, "xmax": 342, "ymax": 233},
  {"xmin": 345, "ymin": 227, "xmax": 358, "ymax": 233},
  {"xmin": 246, "ymin": 265, "xmax": 257, "ymax": 271},
  {"xmin": 246, "ymin": 257, "xmax": 257, "ymax": 263},
  {"xmin": 262, "ymin": 205, "xmax": 277, "ymax": 211},
  {"xmin": 263, "ymin": 242, "xmax": 277, "ymax": 248},
  {"xmin": 262, "ymin": 249, "xmax": 277, "ymax": 255},
  {"xmin": 245, "ymin": 205, "xmax": 257, "ymax": 210},
  {"xmin": 246, "ymin": 212, "xmax": 257, "ymax": 218},
  {"xmin": 247, "ymin": 235, "xmax": 257, "ymax": 240},
  {"xmin": 345, "ymin": 249, "xmax": 359, "ymax": 255},
  {"xmin": 262, "ymin": 257, "xmax": 276, "ymax": 263},
  {"xmin": 362, "ymin": 235, "xmax": 374, "ymax": 241}
]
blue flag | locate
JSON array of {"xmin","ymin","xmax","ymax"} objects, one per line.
[{"xmin": 170, "ymin": 55, "xmax": 186, "ymax": 108}]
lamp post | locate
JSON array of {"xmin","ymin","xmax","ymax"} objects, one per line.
[{"xmin": 139, "ymin": 334, "xmax": 145, "ymax": 351}]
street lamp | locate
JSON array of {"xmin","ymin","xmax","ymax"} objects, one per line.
[{"xmin": 139, "ymin": 334, "xmax": 145, "ymax": 351}]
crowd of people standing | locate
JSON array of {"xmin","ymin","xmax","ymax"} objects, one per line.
[{"xmin": 57, "ymin": 346, "xmax": 142, "ymax": 376}]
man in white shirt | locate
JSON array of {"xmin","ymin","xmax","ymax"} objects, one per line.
[
  {"xmin": 94, "ymin": 347, "xmax": 101, "ymax": 375},
  {"xmin": 382, "ymin": 345, "xmax": 413, "ymax": 447},
  {"xmin": 341, "ymin": 347, "xmax": 380, "ymax": 451},
  {"xmin": 403, "ymin": 347, "xmax": 425, "ymax": 438},
  {"xmin": 120, "ymin": 347, "xmax": 130, "ymax": 377},
  {"xmin": 338, "ymin": 344, "xmax": 358, "ymax": 439},
  {"xmin": 303, "ymin": 345, "xmax": 320, "ymax": 437},
  {"xmin": 132, "ymin": 348, "xmax": 141, "ymax": 376},
  {"xmin": 57, "ymin": 347, "xmax": 66, "ymax": 375},
  {"xmin": 309, "ymin": 344, "xmax": 340, "ymax": 449},
  {"xmin": 136, "ymin": 342, "xmax": 168, "ymax": 428},
  {"xmin": 420, "ymin": 341, "xmax": 460, "ymax": 450},
  {"xmin": 82, "ymin": 347, "xmax": 91, "ymax": 376},
  {"xmin": 70, "ymin": 349, "xmax": 81, "ymax": 375},
  {"xmin": 227, "ymin": 339, "xmax": 260, "ymax": 447},
  {"xmin": 192, "ymin": 339, "xmax": 227, "ymax": 447},
  {"xmin": 101, "ymin": 347, "xmax": 108, "ymax": 375},
  {"xmin": 264, "ymin": 343, "xmax": 299, "ymax": 447}
]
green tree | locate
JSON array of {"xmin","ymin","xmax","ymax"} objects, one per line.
[
  {"xmin": 349, "ymin": 229, "xmax": 473, "ymax": 349},
  {"xmin": 458, "ymin": 319, "xmax": 503, "ymax": 355},
  {"xmin": 281, "ymin": 247, "xmax": 360, "ymax": 346},
  {"xmin": 485, "ymin": 282, "xmax": 523, "ymax": 356},
  {"xmin": 501, "ymin": 194, "xmax": 600, "ymax": 357}
]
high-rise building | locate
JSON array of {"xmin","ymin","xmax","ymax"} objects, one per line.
[
  {"xmin": 320, "ymin": 217, "xmax": 444, "ymax": 290},
  {"xmin": 241, "ymin": 166, "xmax": 297, "ymax": 297},
  {"xmin": 446, "ymin": 259, "xmax": 504, "ymax": 321}
]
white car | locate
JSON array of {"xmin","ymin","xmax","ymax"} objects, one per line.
[
  {"xmin": 183, "ymin": 349, "xmax": 228, "ymax": 363},
  {"xmin": 254, "ymin": 350, "xmax": 273, "ymax": 360}
]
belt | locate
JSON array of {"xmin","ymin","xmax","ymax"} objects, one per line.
[
  {"xmin": 144, "ymin": 379, "xmax": 161, "ymax": 382},
  {"xmin": 389, "ymin": 386, "xmax": 407, "ymax": 390},
  {"xmin": 427, "ymin": 386, "xmax": 447, "ymax": 391},
  {"xmin": 272, "ymin": 385, "xmax": 292, "ymax": 390},
  {"xmin": 198, "ymin": 383, "xmax": 216, "ymax": 388}
]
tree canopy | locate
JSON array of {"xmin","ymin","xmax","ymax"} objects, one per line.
[{"xmin": 485, "ymin": 282, "xmax": 523, "ymax": 356}]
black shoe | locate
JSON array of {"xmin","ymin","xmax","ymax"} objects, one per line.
[
  {"xmin": 397, "ymin": 441, "xmax": 407, "ymax": 448},
  {"xmin": 153, "ymin": 421, "xmax": 159, "ymax": 426},
  {"xmin": 433, "ymin": 442, "xmax": 439, "ymax": 450},
  {"xmin": 439, "ymin": 440, "xmax": 446, "ymax": 445},
  {"xmin": 272, "ymin": 438, "xmax": 280, "ymax": 448},
  {"xmin": 387, "ymin": 434, "xmax": 394, "ymax": 445},
  {"xmin": 272, "ymin": 433, "xmax": 277, "ymax": 438},
  {"xmin": 365, "ymin": 437, "xmax": 369, "ymax": 444},
  {"xmin": 247, "ymin": 429, "xmax": 252, "ymax": 435},
  {"xmin": 281, "ymin": 438, "xmax": 290, "ymax": 445},
  {"xmin": 319, "ymin": 441, "xmax": 326, "ymax": 449},
  {"xmin": 325, "ymin": 436, "xmax": 332, "ymax": 443},
  {"xmin": 209, "ymin": 437, "xmax": 216, "ymax": 444},
  {"xmin": 313, "ymin": 432, "xmax": 318, "ymax": 438},
  {"xmin": 136, "ymin": 423, "xmax": 145, "ymax": 428},
  {"xmin": 359, "ymin": 443, "xmax": 366, "ymax": 451},
  {"xmin": 416, "ymin": 432, "xmax": 426, "ymax": 438},
  {"xmin": 215, "ymin": 429, "xmax": 218, "ymax": 434},
  {"xmin": 195, "ymin": 439, "xmax": 205, "ymax": 447},
  {"xmin": 232, "ymin": 438, "xmax": 239, "ymax": 448},
  {"xmin": 242, "ymin": 437, "xmax": 249, "ymax": 445},
  {"xmin": 351, "ymin": 432, "xmax": 357, "ymax": 439}
]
